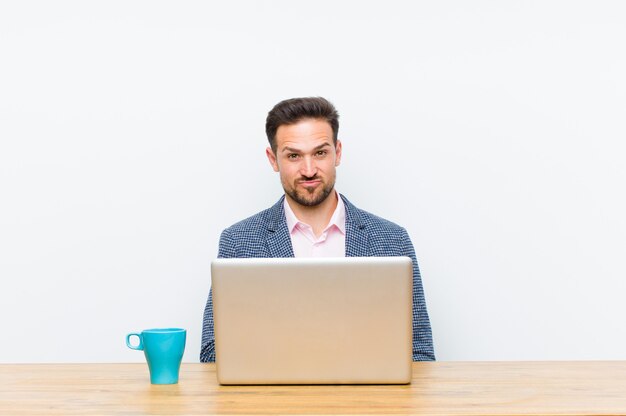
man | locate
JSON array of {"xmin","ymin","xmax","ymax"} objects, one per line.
[{"xmin": 201, "ymin": 97, "xmax": 435, "ymax": 362}]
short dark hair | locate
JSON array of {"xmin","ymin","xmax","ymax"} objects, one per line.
[{"xmin": 265, "ymin": 97, "xmax": 339, "ymax": 152}]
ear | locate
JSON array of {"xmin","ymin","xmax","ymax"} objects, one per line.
[
  {"xmin": 334, "ymin": 140, "xmax": 343, "ymax": 167},
  {"xmin": 266, "ymin": 147, "xmax": 280, "ymax": 172}
]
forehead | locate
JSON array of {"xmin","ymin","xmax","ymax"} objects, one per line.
[{"xmin": 275, "ymin": 118, "xmax": 334, "ymax": 151}]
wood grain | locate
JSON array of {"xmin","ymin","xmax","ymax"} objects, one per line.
[{"xmin": 1, "ymin": 361, "xmax": 625, "ymax": 415}]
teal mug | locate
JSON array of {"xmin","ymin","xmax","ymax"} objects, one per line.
[{"xmin": 126, "ymin": 328, "xmax": 186, "ymax": 384}]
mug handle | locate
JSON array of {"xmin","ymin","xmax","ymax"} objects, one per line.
[{"xmin": 126, "ymin": 333, "xmax": 143, "ymax": 350}]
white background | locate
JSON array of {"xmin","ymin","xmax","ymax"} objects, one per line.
[{"xmin": 1, "ymin": 1, "xmax": 625, "ymax": 363}]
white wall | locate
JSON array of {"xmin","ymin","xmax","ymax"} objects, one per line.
[{"xmin": 1, "ymin": 1, "xmax": 624, "ymax": 363}]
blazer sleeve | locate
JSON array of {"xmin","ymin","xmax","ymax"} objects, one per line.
[
  {"xmin": 200, "ymin": 229, "xmax": 235, "ymax": 362},
  {"xmin": 401, "ymin": 229, "xmax": 436, "ymax": 361}
]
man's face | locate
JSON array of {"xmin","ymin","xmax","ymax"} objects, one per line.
[{"xmin": 266, "ymin": 118, "xmax": 342, "ymax": 207}]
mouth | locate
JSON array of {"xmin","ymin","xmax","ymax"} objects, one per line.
[{"xmin": 298, "ymin": 179, "xmax": 321, "ymax": 188}]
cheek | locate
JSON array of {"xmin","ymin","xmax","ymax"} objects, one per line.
[
  {"xmin": 279, "ymin": 165, "xmax": 297, "ymax": 182},
  {"xmin": 323, "ymin": 159, "xmax": 337, "ymax": 171}
]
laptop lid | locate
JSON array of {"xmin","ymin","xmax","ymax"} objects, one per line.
[{"xmin": 211, "ymin": 256, "xmax": 413, "ymax": 385}]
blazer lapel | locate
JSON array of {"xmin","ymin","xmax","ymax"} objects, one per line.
[
  {"xmin": 265, "ymin": 194, "xmax": 366, "ymax": 258},
  {"xmin": 265, "ymin": 196, "xmax": 295, "ymax": 258},
  {"xmin": 342, "ymin": 195, "xmax": 369, "ymax": 257}
]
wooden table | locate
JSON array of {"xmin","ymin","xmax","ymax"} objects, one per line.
[{"xmin": 1, "ymin": 361, "xmax": 625, "ymax": 415}]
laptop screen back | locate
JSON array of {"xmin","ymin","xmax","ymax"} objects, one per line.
[{"xmin": 211, "ymin": 256, "xmax": 413, "ymax": 385}]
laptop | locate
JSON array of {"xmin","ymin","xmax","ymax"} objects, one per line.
[{"xmin": 211, "ymin": 256, "xmax": 413, "ymax": 385}]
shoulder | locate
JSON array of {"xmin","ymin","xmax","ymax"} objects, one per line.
[
  {"xmin": 218, "ymin": 197, "xmax": 284, "ymax": 253},
  {"xmin": 342, "ymin": 194, "xmax": 407, "ymax": 235},
  {"xmin": 358, "ymin": 208, "xmax": 410, "ymax": 249},
  {"xmin": 221, "ymin": 199, "xmax": 281, "ymax": 238},
  {"xmin": 342, "ymin": 195, "xmax": 413, "ymax": 256},
  {"xmin": 358, "ymin": 208, "xmax": 406, "ymax": 233},
  {"xmin": 223, "ymin": 206, "xmax": 274, "ymax": 235}
]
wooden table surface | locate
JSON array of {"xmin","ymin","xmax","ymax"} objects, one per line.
[{"xmin": 1, "ymin": 361, "xmax": 625, "ymax": 415}]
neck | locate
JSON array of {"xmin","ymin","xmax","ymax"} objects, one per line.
[{"xmin": 286, "ymin": 191, "xmax": 339, "ymax": 237}]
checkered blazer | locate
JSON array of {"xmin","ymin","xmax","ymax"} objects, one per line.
[{"xmin": 200, "ymin": 194, "xmax": 435, "ymax": 362}]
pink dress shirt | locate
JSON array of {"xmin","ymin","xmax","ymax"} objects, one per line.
[{"xmin": 283, "ymin": 192, "xmax": 346, "ymax": 258}]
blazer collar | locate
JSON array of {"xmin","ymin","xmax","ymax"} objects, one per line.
[{"xmin": 265, "ymin": 193, "xmax": 368, "ymax": 258}]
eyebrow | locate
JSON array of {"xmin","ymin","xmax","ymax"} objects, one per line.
[{"xmin": 281, "ymin": 143, "xmax": 331, "ymax": 154}]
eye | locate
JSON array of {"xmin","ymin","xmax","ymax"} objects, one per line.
[
  {"xmin": 316, "ymin": 150, "xmax": 327, "ymax": 157},
  {"xmin": 287, "ymin": 153, "xmax": 299, "ymax": 160}
]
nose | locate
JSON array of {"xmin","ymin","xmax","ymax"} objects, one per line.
[{"xmin": 300, "ymin": 156, "xmax": 317, "ymax": 178}]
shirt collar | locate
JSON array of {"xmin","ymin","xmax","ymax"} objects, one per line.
[{"xmin": 283, "ymin": 191, "xmax": 346, "ymax": 235}]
